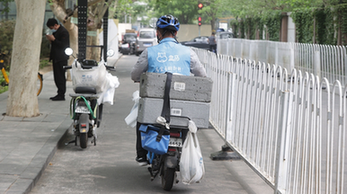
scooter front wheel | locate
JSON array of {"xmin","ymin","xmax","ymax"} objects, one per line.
[{"xmin": 161, "ymin": 165, "xmax": 175, "ymax": 191}]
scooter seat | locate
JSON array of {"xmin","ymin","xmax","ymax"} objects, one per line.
[{"xmin": 74, "ymin": 86, "xmax": 97, "ymax": 94}]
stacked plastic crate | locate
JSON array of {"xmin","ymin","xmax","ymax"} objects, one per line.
[{"xmin": 137, "ymin": 72, "xmax": 213, "ymax": 128}]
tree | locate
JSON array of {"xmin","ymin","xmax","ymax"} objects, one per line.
[
  {"xmin": 150, "ymin": 0, "xmax": 232, "ymax": 30},
  {"xmin": 5, "ymin": 0, "xmax": 46, "ymax": 117},
  {"xmin": 149, "ymin": 0, "xmax": 199, "ymax": 24},
  {"xmin": 110, "ymin": 0, "xmax": 139, "ymax": 23},
  {"xmin": 49, "ymin": 0, "xmax": 110, "ymax": 64},
  {"xmin": 199, "ymin": 0, "xmax": 232, "ymax": 30}
]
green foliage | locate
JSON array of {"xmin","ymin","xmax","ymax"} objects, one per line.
[
  {"xmin": 41, "ymin": 34, "xmax": 51, "ymax": 59},
  {"xmin": 240, "ymin": 20, "xmax": 245, "ymax": 38},
  {"xmin": 0, "ymin": 70, "xmax": 9, "ymax": 94},
  {"xmin": 39, "ymin": 58, "xmax": 51, "ymax": 69},
  {"xmin": 0, "ymin": 19, "xmax": 15, "ymax": 70},
  {"xmin": 335, "ymin": 3, "xmax": 347, "ymax": 44},
  {"xmin": 245, "ymin": 18, "xmax": 255, "ymax": 39},
  {"xmin": 230, "ymin": 13, "xmax": 281, "ymax": 41},
  {"xmin": 112, "ymin": 0, "xmax": 147, "ymax": 22},
  {"xmin": 149, "ymin": 0, "xmax": 200, "ymax": 24},
  {"xmin": 0, "ymin": 84, "xmax": 8, "ymax": 94},
  {"xmin": 228, "ymin": 0, "xmax": 347, "ymax": 45},
  {"xmin": 291, "ymin": 10, "xmax": 314, "ymax": 43},
  {"xmin": 0, "ymin": 0, "xmax": 14, "ymax": 13}
]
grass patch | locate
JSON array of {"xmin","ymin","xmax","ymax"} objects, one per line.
[
  {"xmin": 0, "ymin": 58, "xmax": 49, "ymax": 94},
  {"xmin": 0, "ymin": 85, "xmax": 8, "ymax": 94},
  {"xmin": 39, "ymin": 58, "xmax": 51, "ymax": 69},
  {"xmin": 0, "ymin": 72, "xmax": 9, "ymax": 94}
]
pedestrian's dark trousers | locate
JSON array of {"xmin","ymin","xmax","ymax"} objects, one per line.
[
  {"xmin": 53, "ymin": 60, "xmax": 67, "ymax": 97},
  {"xmin": 209, "ymin": 44, "xmax": 216, "ymax": 52},
  {"xmin": 136, "ymin": 122, "xmax": 148, "ymax": 158}
]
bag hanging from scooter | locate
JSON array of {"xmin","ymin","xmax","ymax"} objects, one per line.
[
  {"xmin": 139, "ymin": 124, "xmax": 170, "ymax": 155},
  {"xmin": 139, "ymin": 72, "xmax": 173, "ymax": 155},
  {"xmin": 180, "ymin": 130, "xmax": 205, "ymax": 185}
]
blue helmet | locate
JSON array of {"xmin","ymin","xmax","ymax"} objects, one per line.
[{"xmin": 156, "ymin": 15, "xmax": 180, "ymax": 31}]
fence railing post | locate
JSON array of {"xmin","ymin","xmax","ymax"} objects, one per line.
[
  {"xmin": 314, "ymin": 49, "xmax": 321, "ymax": 80},
  {"xmin": 274, "ymin": 90, "xmax": 293, "ymax": 194},
  {"xmin": 225, "ymin": 72, "xmax": 236, "ymax": 143}
]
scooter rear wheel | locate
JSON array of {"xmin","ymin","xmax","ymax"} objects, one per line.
[
  {"xmin": 80, "ymin": 132, "xmax": 88, "ymax": 148},
  {"xmin": 79, "ymin": 113, "xmax": 89, "ymax": 149},
  {"xmin": 161, "ymin": 165, "xmax": 175, "ymax": 191}
]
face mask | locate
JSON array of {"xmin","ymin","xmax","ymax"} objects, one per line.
[{"xmin": 51, "ymin": 29, "xmax": 57, "ymax": 33}]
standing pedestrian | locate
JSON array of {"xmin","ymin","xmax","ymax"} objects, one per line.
[
  {"xmin": 46, "ymin": 18, "xmax": 70, "ymax": 101},
  {"xmin": 208, "ymin": 32, "xmax": 216, "ymax": 53}
]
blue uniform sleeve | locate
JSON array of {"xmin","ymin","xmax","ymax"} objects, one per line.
[{"xmin": 131, "ymin": 49, "xmax": 148, "ymax": 82}]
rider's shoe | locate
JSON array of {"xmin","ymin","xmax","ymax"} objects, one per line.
[{"xmin": 136, "ymin": 156, "xmax": 148, "ymax": 166}]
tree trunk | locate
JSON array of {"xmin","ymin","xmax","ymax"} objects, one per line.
[
  {"xmin": 210, "ymin": 19, "xmax": 215, "ymax": 31},
  {"xmin": 6, "ymin": 0, "xmax": 46, "ymax": 117}
]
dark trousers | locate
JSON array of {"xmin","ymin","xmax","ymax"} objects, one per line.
[
  {"xmin": 209, "ymin": 44, "xmax": 216, "ymax": 52},
  {"xmin": 136, "ymin": 122, "xmax": 148, "ymax": 158},
  {"xmin": 53, "ymin": 60, "xmax": 67, "ymax": 97}
]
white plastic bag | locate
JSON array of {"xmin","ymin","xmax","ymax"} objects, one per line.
[
  {"xmin": 124, "ymin": 91, "xmax": 140, "ymax": 128},
  {"xmin": 97, "ymin": 73, "xmax": 120, "ymax": 105},
  {"xmin": 180, "ymin": 130, "xmax": 205, "ymax": 185},
  {"xmin": 71, "ymin": 60, "xmax": 107, "ymax": 94}
]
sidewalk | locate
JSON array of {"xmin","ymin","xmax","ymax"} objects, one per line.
[{"xmin": 0, "ymin": 71, "xmax": 73, "ymax": 194}]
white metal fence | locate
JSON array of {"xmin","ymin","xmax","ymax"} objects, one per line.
[
  {"xmin": 217, "ymin": 38, "xmax": 347, "ymax": 88},
  {"xmin": 193, "ymin": 48, "xmax": 347, "ymax": 194}
]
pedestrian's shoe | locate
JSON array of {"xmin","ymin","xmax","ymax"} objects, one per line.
[
  {"xmin": 49, "ymin": 95, "xmax": 59, "ymax": 100},
  {"xmin": 136, "ymin": 156, "xmax": 148, "ymax": 166},
  {"xmin": 51, "ymin": 96, "xmax": 65, "ymax": 101}
]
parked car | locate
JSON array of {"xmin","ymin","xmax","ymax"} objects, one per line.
[
  {"xmin": 180, "ymin": 36, "xmax": 209, "ymax": 50},
  {"xmin": 120, "ymin": 33, "xmax": 137, "ymax": 55},
  {"xmin": 135, "ymin": 28, "xmax": 157, "ymax": 56},
  {"xmin": 217, "ymin": 32, "xmax": 235, "ymax": 40}
]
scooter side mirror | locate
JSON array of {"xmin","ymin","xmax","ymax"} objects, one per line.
[
  {"xmin": 107, "ymin": 49, "xmax": 115, "ymax": 57},
  {"xmin": 65, "ymin": 48, "xmax": 73, "ymax": 56}
]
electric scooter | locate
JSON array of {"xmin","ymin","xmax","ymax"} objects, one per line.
[
  {"xmin": 64, "ymin": 48, "xmax": 115, "ymax": 149},
  {"xmin": 147, "ymin": 116, "xmax": 190, "ymax": 191}
]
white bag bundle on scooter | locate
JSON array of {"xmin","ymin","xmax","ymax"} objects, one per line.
[
  {"xmin": 180, "ymin": 121, "xmax": 205, "ymax": 185},
  {"xmin": 71, "ymin": 60, "xmax": 108, "ymax": 94}
]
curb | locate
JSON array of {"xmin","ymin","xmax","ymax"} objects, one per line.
[{"xmin": 5, "ymin": 118, "xmax": 72, "ymax": 194}]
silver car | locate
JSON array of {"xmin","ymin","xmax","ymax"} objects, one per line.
[{"xmin": 135, "ymin": 28, "xmax": 157, "ymax": 56}]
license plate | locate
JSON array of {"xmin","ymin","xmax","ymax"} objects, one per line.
[
  {"xmin": 169, "ymin": 137, "xmax": 182, "ymax": 147},
  {"xmin": 121, "ymin": 44, "xmax": 129, "ymax": 48},
  {"xmin": 144, "ymin": 43, "xmax": 152, "ymax": 47},
  {"xmin": 75, "ymin": 106, "xmax": 90, "ymax": 113}
]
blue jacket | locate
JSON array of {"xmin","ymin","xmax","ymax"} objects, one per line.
[{"xmin": 147, "ymin": 38, "xmax": 190, "ymax": 75}]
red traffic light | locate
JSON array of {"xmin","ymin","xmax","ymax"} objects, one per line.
[
  {"xmin": 198, "ymin": 16, "xmax": 202, "ymax": 26},
  {"xmin": 198, "ymin": 3, "xmax": 203, "ymax": 9}
]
